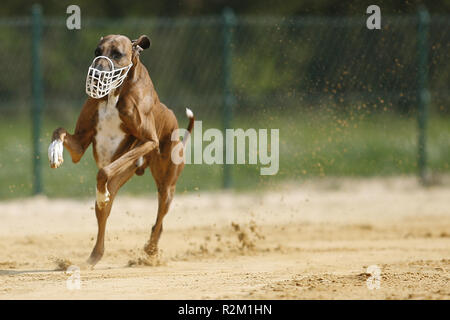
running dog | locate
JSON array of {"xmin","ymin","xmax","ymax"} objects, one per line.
[{"xmin": 48, "ymin": 34, "xmax": 194, "ymax": 266}]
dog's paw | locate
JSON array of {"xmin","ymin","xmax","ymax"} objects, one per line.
[
  {"xmin": 48, "ymin": 140, "xmax": 64, "ymax": 168},
  {"xmin": 144, "ymin": 242, "xmax": 159, "ymax": 257},
  {"xmin": 86, "ymin": 251, "xmax": 104, "ymax": 267},
  {"xmin": 96, "ymin": 184, "xmax": 110, "ymax": 209}
]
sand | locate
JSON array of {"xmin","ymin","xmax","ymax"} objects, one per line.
[{"xmin": 0, "ymin": 176, "xmax": 449, "ymax": 299}]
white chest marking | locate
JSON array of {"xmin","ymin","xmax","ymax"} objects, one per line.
[{"xmin": 95, "ymin": 95, "xmax": 126, "ymax": 168}]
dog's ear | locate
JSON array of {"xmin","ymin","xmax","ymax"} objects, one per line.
[{"xmin": 132, "ymin": 35, "xmax": 151, "ymax": 55}]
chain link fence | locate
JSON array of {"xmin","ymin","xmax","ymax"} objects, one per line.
[{"xmin": 0, "ymin": 6, "xmax": 449, "ymax": 198}]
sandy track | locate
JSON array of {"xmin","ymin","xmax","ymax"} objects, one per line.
[{"xmin": 0, "ymin": 177, "xmax": 449, "ymax": 299}]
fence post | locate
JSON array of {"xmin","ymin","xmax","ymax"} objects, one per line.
[
  {"xmin": 222, "ymin": 7, "xmax": 236, "ymax": 189},
  {"xmin": 417, "ymin": 6, "xmax": 430, "ymax": 185},
  {"xmin": 31, "ymin": 4, "xmax": 44, "ymax": 195}
]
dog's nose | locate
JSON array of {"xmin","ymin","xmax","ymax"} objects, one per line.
[{"xmin": 93, "ymin": 58, "xmax": 113, "ymax": 72}]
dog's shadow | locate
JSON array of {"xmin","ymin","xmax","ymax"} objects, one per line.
[{"xmin": 0, "ymin": 269, "xmax": 59, "ymax": 276}]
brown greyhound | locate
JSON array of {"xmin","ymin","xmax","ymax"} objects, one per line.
[{"xmin": 48, "ymin": 34, "xmax": 194, "ymax": 266}]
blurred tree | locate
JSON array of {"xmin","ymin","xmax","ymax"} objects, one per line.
[
  {"xmin": 0, "ymin": 0, "xmax": 449, "ymax": 17},
  {"xmin": 0, "ymin": 0, "xmax": 448, "ymax": 117}
]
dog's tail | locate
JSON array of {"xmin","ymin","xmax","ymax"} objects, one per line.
[{"xmin": 182, "ymin": 107, "xmax": 194, "ymax": 147}]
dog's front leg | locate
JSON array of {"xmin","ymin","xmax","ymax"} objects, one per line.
[
  {"xmin": 88, "ymin": 141, "xmax": 158, "ymax": 266},
  {"xmin": 49, "ymin": 128, "xmax": 91, "ymax": 168},
  {"xmin": 88, "ymin": 162, "xmax": 138, "ymax": 266},
  {"xmin": 97, "ymin": 104, "xmax": 160, "ymax": 200},
  {"xmin": 49, "ymin": 100, "xmax": 96, "ymax": 168},
  {"xmin": 96, "ymin": 139, "xmax": 158, "ymax": 200}
]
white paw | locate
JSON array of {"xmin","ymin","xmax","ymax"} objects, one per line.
[
  {"xmin": 48, "ymin": 140, "xmax": 64, "ymax": 168},
  {"xmin": 96, "ymin": 184, "xmax": 110, "ymax": 209}
]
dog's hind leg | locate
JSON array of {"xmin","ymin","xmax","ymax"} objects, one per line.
[
  {"xmin": 144, "ymin": 183, "xmax": 176, "ymax": 256},
  {"xmin": 144, "ymin": 151, "xmax": 183, "ymax": 256},
  {"xmin": 87, "ymin": 164, "xmax": 137, "ymax": 266}
]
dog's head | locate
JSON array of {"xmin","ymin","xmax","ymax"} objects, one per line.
[
  {"xmin": 86, "ymin": 34, "xmax": 151, "ymax": 99},
  {"xmin": 92, "ymin": 34, "xmax": 151, "ymax": 71}
]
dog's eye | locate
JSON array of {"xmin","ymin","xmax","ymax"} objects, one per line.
[
  {"xmin": 94, "ymin": 48, "xmax": 102, "ymax": 57},
  {"xmin": 112, "ymin": 50, "xmax": 123, "ymax": 59}
]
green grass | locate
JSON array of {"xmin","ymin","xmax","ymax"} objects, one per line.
[
  {"xmin": 0, "ymin": 110, "xmax": 449, "ymax": 199},
  {"xmin": 232, "ymin": 110, "xmax": 450, "ymax": 188}
]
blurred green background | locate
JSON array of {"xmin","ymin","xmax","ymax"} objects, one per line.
[{"xmin": 0, "ymin": 0, "xmax": 449, "ymax": 198}]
